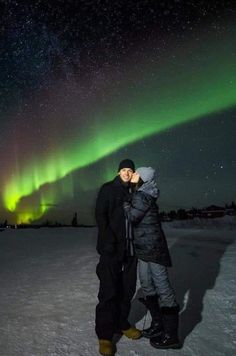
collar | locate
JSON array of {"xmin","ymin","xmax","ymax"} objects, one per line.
[{"xmin": 113, "ymin": 175, "xmax": 130, "ymax": 188}]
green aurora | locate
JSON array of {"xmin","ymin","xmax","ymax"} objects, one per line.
[{"xmin": 3, "ymin": 31, "xmax": 236, "ymax": 223}]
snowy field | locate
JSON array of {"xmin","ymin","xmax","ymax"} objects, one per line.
[{"xmin": 0, "ymin": 219, "xmax": 235, "ymax": 356}]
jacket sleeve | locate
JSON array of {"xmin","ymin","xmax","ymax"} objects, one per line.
[
  {"xmin": 95, "ymin": 185, "xmax": 116, "ymax": 254},
  {"xmin": 124, "ymin": 193, "xmax": 150, "ymax": 225}
]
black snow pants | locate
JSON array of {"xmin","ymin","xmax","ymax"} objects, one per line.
[{"xmin": 95, "ymin": 255, "xmax": 137, "ymax": 340}]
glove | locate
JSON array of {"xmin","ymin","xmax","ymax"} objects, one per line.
[{"xmin": 123, "ymin": 201, "xmax": 131, "ymax": 211}]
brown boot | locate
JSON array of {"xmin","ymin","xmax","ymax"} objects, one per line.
[
  {"xmin": 122, "ymin": 327, "xmax": 142, "ymax": 339},
  {"xmin": 98, "ymin": 339, "xmax": 114, "ymax": 356}
]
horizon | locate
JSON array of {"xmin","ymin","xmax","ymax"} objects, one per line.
[{"xmin": 1, "ymin": 200, "xmax": 235, "ymax": 226}]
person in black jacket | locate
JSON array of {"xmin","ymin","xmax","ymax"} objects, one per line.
[
  {"xmin": 95, "ymin": 159, "xmax": 141, "ymax": 356},
  {"xmin": 123, "ymin": 167, "xmax": 181, "ymax": 350}
]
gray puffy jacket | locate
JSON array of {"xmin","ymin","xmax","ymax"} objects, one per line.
[{"xmin": 124, "ymin": 191, "xmax": 172, "ymax": 266}]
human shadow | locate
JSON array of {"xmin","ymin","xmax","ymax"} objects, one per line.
[{"xmin": 128, "ymin": 230, "xmax": 234, "ymax": 344}]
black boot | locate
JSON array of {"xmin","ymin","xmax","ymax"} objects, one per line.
[
  {"xmin": 139, "ymin": 295, "xmax": 164, "ymax": 339},
  {"xmin": 150, "ymin": 305, "xmax": 181, "ymax": 349}
]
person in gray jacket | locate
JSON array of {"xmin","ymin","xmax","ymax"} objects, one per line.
[{"xmin": 123, "ymin": 167, "xmax": 181, "ymax": 349}]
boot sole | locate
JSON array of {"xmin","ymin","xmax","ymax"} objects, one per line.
[
  {"xmin": 99, "ymin": 351, "xmax": 114, "ymax": 356},
  {"xmin": 150, "ymin": 341, "xmax": 182, "ymax": 349}
]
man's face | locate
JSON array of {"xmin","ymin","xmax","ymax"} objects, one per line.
[{"xmin": 119, "ymin": 168, "xmax": 134, "ymax": 182}]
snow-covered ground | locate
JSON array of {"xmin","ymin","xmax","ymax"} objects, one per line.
[{"xmin": 0, "ymin": 220, "xmax": 235, "ymax": 356}]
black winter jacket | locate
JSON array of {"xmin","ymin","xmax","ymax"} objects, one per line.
[
  {"xmin": 95, "ymin": 176, "xmax": 132, "ymax": 261},
  {"xmin": 124, "ymin": 191, "xmax": 172, "ymax": 267}
]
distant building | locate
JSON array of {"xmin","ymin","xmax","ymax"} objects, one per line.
[
  {"xmin": 201, "ymin": 205, "xmax": 226, "ymax": 218},
  {"xmin": 186, "ymin": 204, "xmax": 236, "ymax": 219}
]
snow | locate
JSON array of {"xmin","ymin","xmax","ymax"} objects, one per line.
[{"xmin": 0, "ymin": 222, "xmax": 235, "ymax": 356}]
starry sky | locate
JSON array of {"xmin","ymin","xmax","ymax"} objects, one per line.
[{"xmin": 0, "ymin": 0, "xmax": 236, "ymax": 224}]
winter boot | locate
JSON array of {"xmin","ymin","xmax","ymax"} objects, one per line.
[
  {"xmin": 98, "ymin": 339, "xmax": 114, "ymax": 356},
  {"xmin": 150, "ymin": 305, "xmax": 181, "ymax": 349},
  {"xmin": 140, "ymin": 295, "xmax": 164, "ymax": 339},
  {"xmin": 122, "ymin": 326, "xmax": 142, "ymax": 339}
]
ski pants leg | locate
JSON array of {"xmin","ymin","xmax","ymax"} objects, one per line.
[
  {"xmin": 138, "ymin": 259, "xmax": 177, "ymax": 307},
  {"xmin": 95, "ymin": 255, "xmax": 137, "ymax": 340}
]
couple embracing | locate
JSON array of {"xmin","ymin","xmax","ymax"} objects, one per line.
[{"xmin": 95, "ymin": 159, "xmax": 181, "ymax": 356}]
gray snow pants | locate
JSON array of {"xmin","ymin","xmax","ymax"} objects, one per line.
[{"xmin": 138, "ymin": 259, "xmax": 177, "ymax": 307}]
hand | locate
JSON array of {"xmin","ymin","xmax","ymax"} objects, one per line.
[{"xmin": 131, "ymin": 172, "xmax": 140, "ymax": 183}]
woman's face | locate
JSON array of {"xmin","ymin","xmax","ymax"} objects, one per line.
[{"xmin": 131, "ymin": 172, "xmax": 140, "ymax": 183}]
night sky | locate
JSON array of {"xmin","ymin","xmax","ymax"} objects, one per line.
[{"xmin": 0, "ymin": 0, "xmax": 236, "ymax": 224}]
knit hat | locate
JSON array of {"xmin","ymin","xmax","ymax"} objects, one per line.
[
  {"xmin": 118, "ymin": 159, "xmax": 135, "ymax": 172},
  {"xmin": 136, "ymin": 167, "xmax": 156, "ymax": 182}
]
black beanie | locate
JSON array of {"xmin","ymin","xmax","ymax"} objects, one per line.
[{"xmin": 118, "ymin": 159, "xmax": 135, "ymax": 172}]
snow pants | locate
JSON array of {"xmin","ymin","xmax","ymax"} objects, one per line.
[
  {"xmin": 138, "ymin": 259, "xmax": 177, "ymax": 307},
  {"xmin": 95, "ymin": 255, "xmax": 137, "ymax": 340}
]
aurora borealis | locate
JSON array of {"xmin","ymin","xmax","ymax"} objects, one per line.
[{"xmin": 1, "ymin": 1, "xmax": 236, "ymax": 224}]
